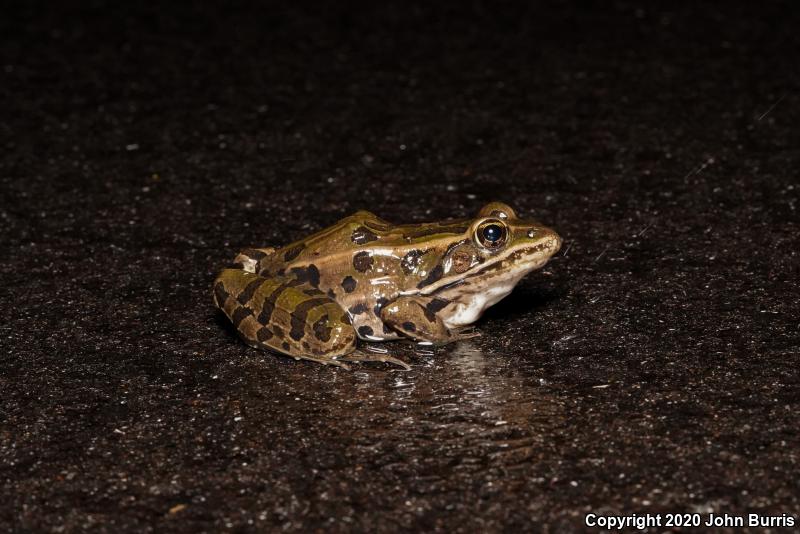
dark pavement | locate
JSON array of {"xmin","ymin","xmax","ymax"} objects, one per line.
[{"xmin": 2, "ymin": 2, "xmax": 799, "ymax": 532}]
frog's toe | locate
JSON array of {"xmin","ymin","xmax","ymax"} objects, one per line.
[
  {"xmin": 452, "ymin": 327, "xmax": 482, "ymax": 341},
  {"xmin": 292, "ymin": 354, "xmax": 352, "ymax": 370},
  {"xmin": 340, "ymin": 349, "xmax": 412, "ymax": 371}
]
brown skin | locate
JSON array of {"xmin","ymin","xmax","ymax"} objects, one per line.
[{"xmin": 213, "ymin": 202, "xmax": 561, "ymax": 369}]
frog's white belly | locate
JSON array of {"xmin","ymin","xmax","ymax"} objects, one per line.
[
  {"xmin": 443, "ymin": 283, "xmax": 516, "ymax": 328},
  {"xmin": 441, "ymin": 265, "xmax": 540, "ymax": 329}
]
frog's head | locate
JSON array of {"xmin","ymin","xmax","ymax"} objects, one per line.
[{"xmin": 416, "ymin": 202, "xmax": 561, "ymax": 302}]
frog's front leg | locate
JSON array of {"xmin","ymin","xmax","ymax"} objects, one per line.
[
  {"xmin": 380, "ymin": 295, "xmax": 479, "ymax": 344},
  {"xmin": 213, "ymin": 268, "xmax": 357, "ymax": 368}
]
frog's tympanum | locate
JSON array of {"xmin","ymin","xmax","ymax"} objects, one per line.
[{"xmin": 213, "ymin": 202, "xmax": 561, "ymax": 369}]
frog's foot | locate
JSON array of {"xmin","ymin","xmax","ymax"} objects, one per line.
[
  {"xmin": 338, "ymin": 348, "xmax": 412, "ymax": 371},
  {"xmin": 449, "ymin": 326, "xmax": 482, "ymax": 341},
  {"xmin": 291, "ymin": 354, "xmax": 351, "ymax": 371},
  {"xmin": 380, "ymin": 295, "xmax": 463, "ymax": 345}
]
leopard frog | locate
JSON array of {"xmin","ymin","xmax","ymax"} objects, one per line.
[{"xmin": 213, "ymin": 202, "xmax": 561, "ymax": 369}]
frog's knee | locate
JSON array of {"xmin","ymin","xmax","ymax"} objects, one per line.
[
  {"xmin": 231, "ymin": 247, "xmax": 274, "ymax": 273},
  {"xmin": 324, "ymin": 319, "xmax": 358, "ymax": 355},
  {"xmin": 380, "ymin": 298, "xmax": 452, "ymax": 342},
  {"xmin": 297, "ymin": 307, "xmax": 357, "ymax": 357}
]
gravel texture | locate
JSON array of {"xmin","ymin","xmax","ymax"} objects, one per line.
[{"xmin": 2, "ymin": 2, "xmax": 798, "ymax": 532}]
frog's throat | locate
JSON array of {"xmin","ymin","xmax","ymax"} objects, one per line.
[{"xmin": 439, "ymin": 268, "xmax": 532, "ymax": 328}]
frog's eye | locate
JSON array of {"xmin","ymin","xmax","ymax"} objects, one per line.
[{"xmin": 476, "ymin": 219, "xmax": 508, "ymax": 249}]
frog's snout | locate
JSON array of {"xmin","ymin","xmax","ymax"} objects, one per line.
[
  {"xmin": 550, "ymin": 230, "xmax": 563, "ymax": 254},
  {"xmin": 526, "ymin": 225, "xmax": 561, "ymax": 255}
]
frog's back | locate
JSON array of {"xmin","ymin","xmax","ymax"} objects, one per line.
[
  {"xmin": 277, "ymin": 212, "xmax": 473, "ymax": 263},
  {"xmin": 259, "ymin": 210, "xmax": 469, "ymax": 341}
]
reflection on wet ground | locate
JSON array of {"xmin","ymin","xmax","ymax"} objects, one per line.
[
  {"xmin": 226, "ymin": 338, "xmax": 569, "ymax": 530},
  {"xmin": 372, "ymin": 341, "xmax": 565, "ymax": 472}
]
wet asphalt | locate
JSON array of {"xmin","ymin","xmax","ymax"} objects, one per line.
[{"xmin": 1, "ymin": 2, "xmax": 799, "ymax": 532}]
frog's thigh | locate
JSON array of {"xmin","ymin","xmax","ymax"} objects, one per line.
[
  {"xmin": 380, "ymin": 295, "xmax": 455, "ymax": 343},
  {"xmin": 214, "ymin": 269, "xmax": 357, "ymax": 363}
]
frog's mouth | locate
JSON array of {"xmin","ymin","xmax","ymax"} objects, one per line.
[{"xmin": 460, "ymin": 253, "xmax": 551, "ymax": 289}]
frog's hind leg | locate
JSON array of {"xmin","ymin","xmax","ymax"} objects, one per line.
[{"xmin": 213, "ymin": 269, "xmax": 357, "ymax": 368}]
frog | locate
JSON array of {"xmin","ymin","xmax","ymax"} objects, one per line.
[{"xmin": 213, "ymin": 202, "xmax": 561, "ymax": 370}]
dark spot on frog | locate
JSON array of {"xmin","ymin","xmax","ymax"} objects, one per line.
[
  {"xmin": 237, "ymin": 277, "xmax": 266, "ymax": 305},
  {"xmin": 213, "ymin": 281, "xmax": 231, "ymax": 307},
  {"xmin": 281, "ymin": 341, "xmax": 290, "ymax": 350},
  {"xmin": 289, "ymin": 326, "xmax": 305, "ymax": 342},
  {"xmin": 257, "ymin": 299, "xmax": 275, "ymax": 326},
  {"xmin": 283, "ymin": 244, "xmax": 305, "ymax": 261},
  {"xmin": 327, "ymin": 288, "xmax": 337, "ymax": 299},
  {"xmin": 341, "ymin": 276, "xmax": 357, "ymax": 293},
  {"xmin": 303, "ymin": 287, "xmax": 326, "ymax": 297},
  {"xmin": 401, "ymin": 249, "xmax": 425, "ymax": 275},
  {"xmin": 340, "ymin": 313, "xmax": 351, "ymax": 325},
  {"xmin": 402, "ymin": 321, "xmax": 416, "ymax": 332},
  {"xmin": 348, "ymin": 303, "xmax": 368, "ymax": 315},
  {"xmin": 353, "ymin": 251, "xmax": 373, "ymax": 272},
  {"xmin": 290, "ymin": 264, "xmax": 320, "ymax": 287},
  {"xmin": 272, "ymin": 325, "xmax": 284, "ymax": 338},
  {"xmin": 374, "ymin": 297, "xmax": 389, "ymax": 317},
  {"xmin": 417, "ymin": 263, "xmax": 444, "ymax": 288},
  {"xmin": 232, "ymin": 306, "xmax": 252, "ymax": 328},
  {"xmin": 424, "ymin": 297, "xmax": 450, "ymax": 321},
  {"xmin": 256, "ymin": 327, "xmax": 273, "ymax": 342},
  {"xmin": 358, "ymin": 325, "xmax": 374, "ymax": 337},
  {"xmin": 258, "ymin": 280, "xmax": 292, "ymax": 326},
  {"xmin": 351, "ymin": 226, "xmax": 379, "ymax": 245},
  {"xmin": 290, "ymin": 298, "xmax": 330, "ymax": 341},
  {"xmin": 313, "ymin": 316, "xmax": 332, "ymax": 342}
]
